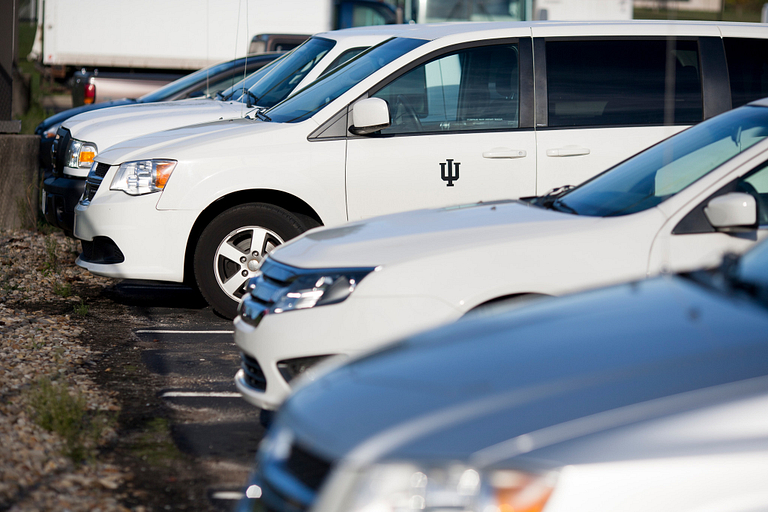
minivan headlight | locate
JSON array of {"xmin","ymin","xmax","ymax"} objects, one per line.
[
  {"xmin": 343, "ymin": 463, "xmax": 557, "ymax": 512},
  {"xmin": 110, "ymin": 159, "xmax": 177, "ymax": 195},
  {"xmin": 65, "ymin": 139, "xmax": 97, "ymax": 169}
]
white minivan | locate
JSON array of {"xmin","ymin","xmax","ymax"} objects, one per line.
[
  {"xmin": 74, "ymin": 21, "xmax": 768, "ymax": 318},
  {"xmin": 46, "ymin": 26, "xmax": 402, "ymax": 234}
]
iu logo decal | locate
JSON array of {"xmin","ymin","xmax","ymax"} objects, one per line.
[{"xmin": 440, "ymin": 159, "xmax": 460, "ymax": 187}]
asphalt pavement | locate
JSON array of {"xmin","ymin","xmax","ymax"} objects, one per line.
[{"xmin": 111, "ymin": 280, "xmax": 265, "ymax": 511}]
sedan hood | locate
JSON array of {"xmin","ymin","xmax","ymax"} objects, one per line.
[
  {"xmin": 62, "ymin": 98, "xmax": 256, "ymax": 148},
  {"xmin": 273, "ymin": 201, "xmax": 598, "ymax": 269},
  {"xmin": 282, "ymin": 275, "xmax": 768, "ymax": 464}
]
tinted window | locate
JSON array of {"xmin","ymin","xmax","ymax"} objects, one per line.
[
  {"xmin": 372, "ymin": 44, "xmax": 519, "ymax": 134},
  {"xmin": 546, "ymin": 39, "xmax": 702, "ymax": 127},
  {"xmin": 725, "ymin": 38, "xmax": 768, "ymax": 109},
  {"xmin": 550, "ymin": 105, "xmax": 768, "ymax": 217}
]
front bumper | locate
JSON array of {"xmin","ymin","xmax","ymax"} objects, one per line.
[
  {"xmin": 42, "ymin": 175, "xmax": 86, "ymax": 234},
  {"xmin": 233, "ymin": 294, "xmax": 460, "ymax": 411},
  {"xmin": 73, "ymin": 172, "xmax": 197, "ymax": 282}
]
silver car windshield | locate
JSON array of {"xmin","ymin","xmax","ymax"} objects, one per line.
[
  {"xmin": 554, "ymin": 105, "xmax": 768, "ymax": 217},
  {"xmin": 264, "ymin": 37, "xmax": 428, "ymax": 123}
]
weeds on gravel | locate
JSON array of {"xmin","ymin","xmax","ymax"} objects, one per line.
[
  {"xmin": 74, "ymin": 300, "xmax": 89, "ymax": 316},
  {"xmin": 44, "ymin": 236, "xmax": 59, "ymax": 274},
  {"xmin": 53, "ymin": 282, "xmax": 72, "ymax": 297},
  {"xmin": 27, "ymin": 377, "xmax": 114, "ymax": 464}
]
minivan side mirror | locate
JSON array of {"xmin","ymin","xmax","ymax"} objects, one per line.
[
  {"xmin": 704, "ymin": 192, "xmax": 757, "ymax": 230},
  {"xmin": 350, "ymin": 98, "xmax": 390, "ymax": 136}
]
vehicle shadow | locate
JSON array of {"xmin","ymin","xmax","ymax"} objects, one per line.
[{"xmin": 103, "ymin": 279, "xmax": 209, "ymax": 309}]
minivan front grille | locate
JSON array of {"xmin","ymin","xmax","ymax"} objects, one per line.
[{"xmin": 82, "ymin": 162, "xmax": 111, "ymax": 204}]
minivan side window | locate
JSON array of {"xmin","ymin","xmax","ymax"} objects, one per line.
[
  {"xmin": 724, "ymin": 38, "xmax": 768, "ymax": 109},
  {"xmin": 372, "ymin": 44, "xmax": 520, "ymax": 134},
  {"xmin": 546, "ymin": 39, "xmax": 702, "ymax": 128}
]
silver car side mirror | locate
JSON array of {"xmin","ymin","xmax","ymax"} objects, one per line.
[
  {"xmin": 350, "ymin": 97, "xmax": 390, "ymax": 136},
  {"xmin": 704, "ymin": 192, "xmax": 757, "ymax": 230}
]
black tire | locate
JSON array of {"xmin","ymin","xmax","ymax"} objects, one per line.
[{"xmin": 194, "ymin": 203, "xmax": 306, "ymax": 319}]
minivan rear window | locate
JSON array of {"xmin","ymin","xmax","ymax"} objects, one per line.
[
  {"xmin": 546, "ymin": 39, "xmax": 703, "ymax": 127},
  {"xmin": 725, "ymin": 38, "xmax": 768, "ymax": 109}
]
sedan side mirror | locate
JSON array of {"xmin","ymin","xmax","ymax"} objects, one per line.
[
  {"xmin": 704, "ymin": 192, "xmax": 757, "ymax": 230},
  {"xmin": 350, "ymin": 98, "xmax": 390, "ymax": 136}
]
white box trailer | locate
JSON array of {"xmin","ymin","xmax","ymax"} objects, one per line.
[
  {"xmin": 29, "ymin": 0, "xmax": 400, "ymax": 76},
  {"xmin": 34, "ymin": 0, "xmax": 330, "ymax": 72}
]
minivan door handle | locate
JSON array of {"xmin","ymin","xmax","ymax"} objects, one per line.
[
  {"xmin": 482, "ymin": 148, "xmax": 527, "ymax": 159},
  {"xmin": 546, "ymin": 146, "xmax": 591, "ymax": 157}
]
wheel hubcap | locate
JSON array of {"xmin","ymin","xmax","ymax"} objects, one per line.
[{"xmin": 213, "ymin": 226, "xmax": 283, "ymax": 301}]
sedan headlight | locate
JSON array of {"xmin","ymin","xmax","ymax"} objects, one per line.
[
  {"xmin": 65, "ymin": 139, "xmax": 98, "ymax": 169},
  {"xmin": 271, "ymin": 271, "xmax": 373, "ymax": 313},
  {"xmin": 110, "ymin": 159, "xmax": 177, "ymax": 195},
  {"xmin": 344, "ymin": 463, "xmax": 557, "ymax": 512}
]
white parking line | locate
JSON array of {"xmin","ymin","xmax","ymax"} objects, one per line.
[
  {"xmin": 161, "ymin": 391, "xmax": 242, "ymax": 398},
  {"xmin": 211, "ymin": 491, "xmax": 245, "ymax": 500},
  {"xmin": 136, "ymin": 330, "xmax": 234, "ymax": 334}
]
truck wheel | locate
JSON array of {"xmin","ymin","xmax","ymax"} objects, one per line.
[{"xmin": 194, "ymin": 203, "xmax": 306, "ymax": 319}]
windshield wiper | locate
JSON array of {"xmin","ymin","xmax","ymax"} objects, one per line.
[
  {"xmin": 534, "ymin": 185, "xmax": 577, "ymax": 213},
  {"xmin": 242, "ymin": 90, "xmax": 260, "ymax": 108},
  {"xmin": 255, "ymin": 109, "xmax": 271, "ymax": 122},
  {"xmin": 551, "ymin": 198, "xmax": 578, "ymax": 215}
]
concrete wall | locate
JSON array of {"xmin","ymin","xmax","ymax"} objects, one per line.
[{"xmin": 0, "ymin": 135, "xmax": 39, "ymax": 230}]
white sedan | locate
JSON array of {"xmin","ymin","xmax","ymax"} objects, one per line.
[{"xmin": 235, "ymin": 98, "xmax": 768, "ymax": 411}]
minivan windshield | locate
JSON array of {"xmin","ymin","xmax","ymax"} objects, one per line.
[
  {"xmin": 224, "ymin": 37, "xmax": 336, "ymax": 108},
  {"xmin": 218, "ymin": 53, "xmax": 286, "ymax": 101},
  {"xmin": 542, "ymin": 105, "xmax": 768, "ymax": 217},
  {"xmin": 265, "ymin": 37, "xmax": 428, "ymax": 123}
]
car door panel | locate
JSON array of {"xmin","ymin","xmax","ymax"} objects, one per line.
[{"xmin": 345, "ymin": 41, "xmax": 536, "ymax": 220}]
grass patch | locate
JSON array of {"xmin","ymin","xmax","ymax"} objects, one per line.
[
  {"xmin": 53, "ymin": 281, "xmax": 72, "ymax": 297},
  {"xmin": 44, "ymin": 235, "xmax": 59, "ymax": 273},
  {"xmin": 73, "ymin": 300, "xmax": 89, "ymax": 316},
  {"xmin": 27, "ymin": 377, "xmax": 115, "ymax": 464},
  {"xmin": 131, "ymin": 418, "xmax": 184, "ymax": 467}
]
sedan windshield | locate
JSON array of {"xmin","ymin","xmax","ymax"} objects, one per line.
[
  {"xmin": 225, "ymin": 37, "xmax": 336, "ymax": 108},
  {"xmin": 265, "ymin": 37, "xmax": 428, "ymax": 123},
  {"xmin": 139, "ymin": 59, "xmax": 251, "ymax": 103},
  {"xmin": 218, "ymin": 53, "xmax": 287, "ymax": 101},
  {"xmin": 732, "ymin": 240, "xmax": 768, "ymax": 298},
  {"xmin": 547, "ymin": 105, "xmax": 768, "ymax": 217}
]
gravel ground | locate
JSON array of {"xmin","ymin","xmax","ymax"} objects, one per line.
[{"xmin": 0, "ymin": 228, "xmax": 130, "ymax": 512}]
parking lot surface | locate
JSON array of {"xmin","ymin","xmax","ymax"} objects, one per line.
[{"xmin": 100, "ymin": 281, "xmax": 266, "ymax": 511}]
